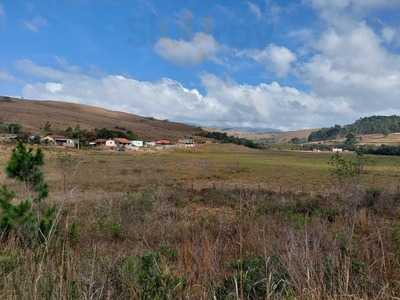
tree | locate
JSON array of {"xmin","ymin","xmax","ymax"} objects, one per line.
[
  {"xmin": 344, "ymin": 132, "xmax": 357, "ymax": 147},
  {"xmin": 0, "ymin": 142, "xmax": 55, "ymax": 242},
  {"xmin": 41, "ymin": 121, "xmax": 52, "ymax": 135}
]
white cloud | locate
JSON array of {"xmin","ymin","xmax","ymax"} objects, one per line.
[
  {"xmin": 0, "ymin": 70, "xmax": 15, "ymax": 81},
  {"xmin": 0, "ymin": 4, "xmax": 5, "ymax": 18},
  {"xmin": 17, "ymin": 60, "xmax": 356, "ymax": 130},
  {"xmin": 154, "ymin": 32, "xmax": 220, "ymax": 65},
  {"xmin": 23, "ymin": 16, "xmax": 48, "ymax": 32},
  {"xmin": 247, "ymin": 2, "xmax": 262, "ymax": 19},
  {"xmin": 310, "ymin": 0, "xmax": 400, "ymax": 12},
  {"xmin": 381, "ymin": 26, "xmax": 400, "ymax": 47},
  {"xmin": 242, "ymin": 44, "xmax": 297, "ymax": 77},
  {"xmin": 301, "ymin": 22, "xmax": 400, "ymax": 115}
]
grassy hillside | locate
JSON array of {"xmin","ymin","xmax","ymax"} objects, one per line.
[
  {"xmin": 0, "ymin": 96, "xmax": 202, "ymax": 140},
  {"xmin": 309, "ymin": 115, "xmax": 400, "ymax": 142},
  {"xmin": 207, "ymin": 127, "xmax": 316, "ymax": 143}
]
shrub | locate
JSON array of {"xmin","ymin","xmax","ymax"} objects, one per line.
[
  {"xmin": 117, "ymin": 248, "xmax": 185, "ymax": 299},
  {"xmin": 0, "ymin": 142, "xmax": 56, "ymax": 243},
  {"xmin": 215, "ymin": 256, "xmax": 292, "ymax": 299}
]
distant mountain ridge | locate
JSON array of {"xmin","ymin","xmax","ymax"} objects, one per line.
[
  {"xmin": 219, "ymin": 127, "xmax": 282, "ymax": 133},
  {"xmin": 0, "ymin": 96, "xmax": 202, "ymax": 141}
]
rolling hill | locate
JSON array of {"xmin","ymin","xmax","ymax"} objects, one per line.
[{"xmin": 0, "ymin": 96, "xmax": 202, "ymax": 141}]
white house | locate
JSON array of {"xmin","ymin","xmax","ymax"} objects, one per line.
[
  {"xmin": 105, "ymin": 139, "xmax": 117, "ymax": 147},
  {"xmin": 332, "ymin": 148, "xmax": 343, "ymax": 153},
  {"xmin": 145, "ymin": 141, "xmax": 156, "ymax": 147},
  {"xmin": 131, "ymin": 140, "xmax": 144, "ymax": 147}
]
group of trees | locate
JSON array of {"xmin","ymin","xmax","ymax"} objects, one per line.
[
  {"xmin": 309, "ymin": 115, "xmax": 400, "ymax": 142},
  {"xmin": 198, "ymin": 131, "xmax": 261, "ymax": 149},
  {"xmin": 0, "ymin": 122, "xmax": 22, "ymax": 134}
]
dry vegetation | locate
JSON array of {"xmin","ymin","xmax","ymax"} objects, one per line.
[
  {"xmin": 1, "ymin": 144, "xmax": 400, "ymax": 299},
  {"xmin": 0, "ymin": 97, "xmax": 201, "ymax": 141}
]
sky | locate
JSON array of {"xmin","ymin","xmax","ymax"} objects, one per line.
[{"xmin": 0, "ymin": 0, "xmax": 400, "ymax": 130}]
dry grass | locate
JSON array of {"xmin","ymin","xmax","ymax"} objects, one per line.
[
  {"xmin": 0, "ymin": 97, "xmax": 201, "ymax": 141},
  {"xmin": 1, "ymin": 144, "xmax": 400, "ymax": 299}
]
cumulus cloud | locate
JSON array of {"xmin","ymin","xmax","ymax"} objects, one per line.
[
  {"xmin": 154, "ymin": 32, "xmax": 220, "ymax": 65},
  {"xmin": 242, "ymin": 44, "xmax": 297, "ymax": 77},
  {"xmin": 23, "ymin": 16, "xmax": 48, "ymax": 32},
  {"xmin": 301, "ymin": 21, "xmax": 400, "ymax": 115},
  {"xmin": 17, "ymin": 59, "xmax": 356, "ymax": 130}
]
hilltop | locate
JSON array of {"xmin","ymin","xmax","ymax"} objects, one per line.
[
  {"xmin": 309, "ymin": 115, "xmax": 400, "ymax": 142},
  {"xmin": 0, "ymin": 96, "xmax": 202, "ymax": 141}
]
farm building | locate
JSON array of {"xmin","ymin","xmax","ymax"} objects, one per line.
[
  {"xmin": 155, "ymin": 139, "xmax": 172, "ymax": 145},
  {"xmin": 131, "ymin": 140, "xmax": 144, "ymax": 147},
  {"xmin": 178, "ymin": 138, "xmax": 195, "ymax": 148},
  {"xmin": 114, "ymin": 138, "xmax": 130, "ymax": 146},
  {"xmin": 105, "ymin": 139, "xmax": 117, "ymax": 147},
  {"xmin": 0, "ymin": 134, "xmax": 18, "ymax": 143},
  {"xmin": 145, "ymin": 141, "xmax": 156, "ymax": 147},
  {"xmin": 332, "ymin": 148, "xmax": 343, "ymax": 153}
]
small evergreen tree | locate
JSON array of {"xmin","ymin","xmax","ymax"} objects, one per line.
[{"xmin": 0, "ymin": 142, "xmax": 55, "ymax": 243}]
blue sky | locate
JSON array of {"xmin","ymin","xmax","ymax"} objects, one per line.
[{"xmin": 1, "ymin": 0, "xmax": 400, "ymax": 130}]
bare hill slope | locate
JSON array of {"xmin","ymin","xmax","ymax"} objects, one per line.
[{"xmin": 0, "ymin": 96, "xmax": 201, "ymax": 140}]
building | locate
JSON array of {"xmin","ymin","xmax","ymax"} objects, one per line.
[
  {"xmin": 332, "ymin": 148, "xmax": 343, "ymax": 153},
  {"xmin": 105, "ymin": 139, "xmax": 117, "ymax": 147},
  {"xmin": 0, "ymin": 134, "xmax": 18, "ymax": 143},
  {"xmin": 178, "ymin": 138, "xmax": 195, "ymax": 148},
  {"xmin": 155, "ymin": 139, "xmax": 172, "ymax": 145},
  {"xmin": 131, "ymin": 140, "xmax": 144, "ymax": 147},
  {"xmin": 94, "ymin": 139, "xmax": 107, "ymax": 146},
  {"xmin": 145, "ymin": 141, "xmax": 156, "ymax": 147},
  {"xmin": 114, "ymin": 138, "xmax": 130, "ymax": 146},
  {"xmin": 41, "ymin": 135, "xmax": 55, "ymax": 144}
]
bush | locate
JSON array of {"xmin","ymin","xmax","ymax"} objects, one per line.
[
  {"xmin": 0, "ymin": 142, "xmax": 56, "ymax": 243},
  {"xmin": 117, "ymin": 248, "xmax": 185, "ymax": 299},
  {"xmin": 216, "ymin": 256, "xmax": 292, "ymax": 299}
]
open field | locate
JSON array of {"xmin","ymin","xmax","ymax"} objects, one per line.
[
  {"xmin": 2, "ymin": 143, "xmax": 400, "ymax": 195},
  {"xmin": 2, "ymin": 144, "xmax": 400, "ymax": 299}
]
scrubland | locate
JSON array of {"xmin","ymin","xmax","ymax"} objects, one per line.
[{"xmin": 1, "ymin": 144, "xmax": 400, "ymax": 299}]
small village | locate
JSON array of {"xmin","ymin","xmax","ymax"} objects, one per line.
[{"xmin": 0, "ymin": 133, "xmax": 197, "ymax": 151}]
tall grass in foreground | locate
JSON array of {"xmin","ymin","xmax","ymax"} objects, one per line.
[{"xmin": 1, "ymin": 146, "xmax": 400, "ymax": 299}]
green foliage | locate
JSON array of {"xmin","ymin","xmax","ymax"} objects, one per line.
[
  {"xmin": 0, "ymin": 123, "xmax": 22, "ymax": 134},
  {"xmin": 6, "ymin": 142, "xmax": 48, "ymax": 202},
  {"xmin": 41, "ymin": 121, "xmax": 52, "ymax": 134},
  {"xmin": 216, "ymin": 256, "xmax": 292, "ymax": 299},
  {"xmin": 118, "ymin": 248, "xmax": 185, "ymax": 299},
  {"xmin": 344, "ymin": 132, "xmax": 358, "ymax": 147},
  {"xmin": 198, "ymin": 131, "xmax": 261, "ymax": 149},
  {"xmin": 0, "ymin": 142, "xmax": 56, "ymax": 243},
  {"xmin": 357, "ymin": 144, "xmax": 400, "ymax": 156},
  {"xmin": 308, "ymin": 125, "xmax": 342, "ymax": 142},
  {"xmin": 309, "ymin": 115, "xmax": 400, "ymax": 142},
  {"xmin": 328, "ymin": 152, "xmax": 364, "ymax": 183},
  {"xmin": 0, "ymin": 186, "xmax": 36, "ymax": 238},
  {"xmin": 94, "ymin": 127, "xmax": 137, "ymax": 140}
]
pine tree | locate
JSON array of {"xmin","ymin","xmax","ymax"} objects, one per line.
[{"xmin": 0, "ymin": 142, "xmax": 55, "ymax": 243}]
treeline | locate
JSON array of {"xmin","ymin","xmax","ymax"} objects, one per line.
[
  {"xmin": 356, "ymin": 145, "xmax": 400, "ymax": 156},
  {"xmin": 199, "ymin": 131, "xmax": 261, "ymax": 149},
  {"xmin": 309, "ymin": 115, "xmax": 400, "ymax": 141},
  {"xmin": 0, "ymin": 122, "xmax": 22, "ymax": 134}
]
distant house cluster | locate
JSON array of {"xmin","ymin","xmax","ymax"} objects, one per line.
[
  {"xmin": 0, "ymin": 132, "xmax": 197, "ymax": 151},
  {"xmin": 94, "ymin": 137, "xmax": 196, "ymax": 151}
]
